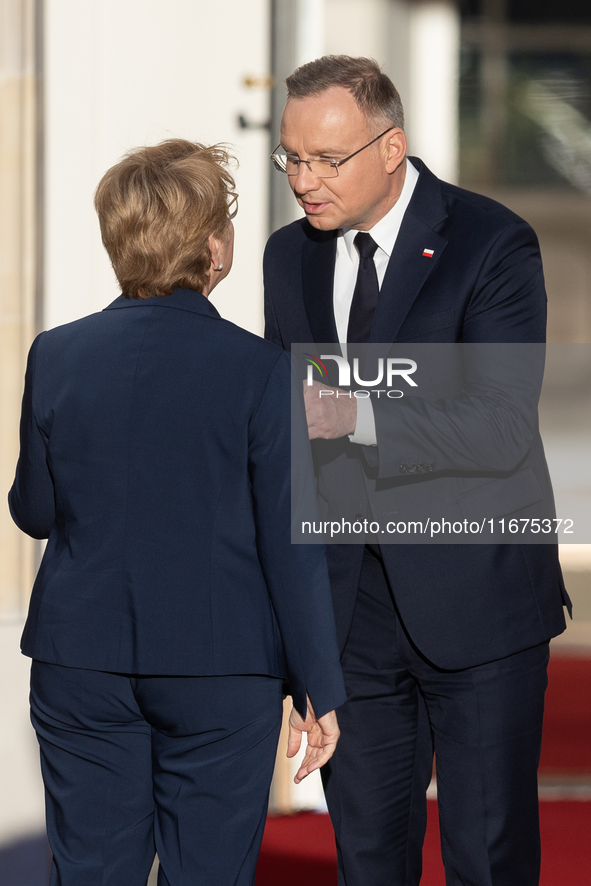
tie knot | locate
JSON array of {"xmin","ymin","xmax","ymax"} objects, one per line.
[{"xmin": 354, "ymin": 231, "xmax": 378, "ymax": 261}]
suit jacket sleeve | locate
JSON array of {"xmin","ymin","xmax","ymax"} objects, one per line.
[
  {"xmin": 263, "ymin": 268, "xmax": 284, "ymax": 349},
  {"xmin": 248, "ymin": 351, "xmax": 346, "ymax": 719},
  {"xmin": 8, "ymin": 334, "xmax": 56, "ymax": 538}
]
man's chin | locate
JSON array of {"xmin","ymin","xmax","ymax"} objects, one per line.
[{"xmin": 304, "ymin": 213, "xmax": 340, "ymax": 232}]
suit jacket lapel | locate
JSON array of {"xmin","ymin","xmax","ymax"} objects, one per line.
[
  {"xmin": 301, "ymin": 227, "xmax": 339, "ymax": 345},
  {"xmin": 369, "ymin": 158, "xmax": 449, "ymax": 344}
]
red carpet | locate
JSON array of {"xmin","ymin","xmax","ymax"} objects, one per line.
[
  {"xmin": 539, "ymin": 655, "xmax": 591, "ymax": 775},
  {"xmin": 257, "ymin": 656, "xmax": 591, "ymax": 884},
  {"xmin": 257, "ymin": 802, "xmax": 591, "ymax": 885}
]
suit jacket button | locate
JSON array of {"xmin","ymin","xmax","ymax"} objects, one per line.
[
  {"xmin": 427, "ymin": 464, "xmax": 435, "ymax": 472},
  {"xmin": 417, "ymin": 463, "xmax": 425, "ymax": 473},
  {"xmin": 399, "ymin": 464, "xmax": 407, "ymax": 473},
  {"xmin": 407, "ymin": 464, "xmax": 417, "ymax": 473},
  {"xmin": 354, "ymin": 513, "xmax": 364, "ymax": 522}
]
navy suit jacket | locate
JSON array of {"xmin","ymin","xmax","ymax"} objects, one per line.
[
  {"xmin": 9, "ymin": 288, "xmax": 346, "ymax": 718},
  {"xmin": 264, "ymin": 158, "xmax": 569, "ymax": 669}
]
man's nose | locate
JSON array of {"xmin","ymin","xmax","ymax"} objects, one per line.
[{"xmin": 292, "ymin": 161, "xmax": 321, "ymax": 193}]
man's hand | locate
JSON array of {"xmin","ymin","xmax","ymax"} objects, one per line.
[
  {"xmin": 287, "ymin": 696, "xmax": 340, "ymax": 784},
  {"xmin": 304, "ymin": 380, "xmax": 357, "ymax": 439}
]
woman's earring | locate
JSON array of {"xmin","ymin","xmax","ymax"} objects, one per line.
[{"xmin": 217, "ymin": 263, "xmax": 224, "ymax": 271}]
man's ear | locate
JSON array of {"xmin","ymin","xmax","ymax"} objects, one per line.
[{"xmin": 385, "ymin": 129, "xmax": 407, "ymax": 173}]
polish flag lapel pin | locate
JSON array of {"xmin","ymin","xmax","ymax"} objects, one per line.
[{"xmin": 422, "ymin": 248, "xmax": 435, "ymax": 258}]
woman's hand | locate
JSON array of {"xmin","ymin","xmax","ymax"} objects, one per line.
[{"xmin": 287, "ymin": 695, "xmax": 340, "ymax": 784}]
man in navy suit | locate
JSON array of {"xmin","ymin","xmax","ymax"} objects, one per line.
[
  {"xmin": 264, "ymin": 56, "xmax": 570, "ymax": 885},
  {"xmin": 9, "ymin": 139, "xmax": 346, "ymax": 886}
]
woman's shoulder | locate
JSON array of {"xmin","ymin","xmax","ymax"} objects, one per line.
[
  {"xmin": 213, "ymin": 316, "xmax": 291, "ymax": 378},
  {"xmin": 33, "ymin": 302, "xmax": 291, "ymax": 394}
]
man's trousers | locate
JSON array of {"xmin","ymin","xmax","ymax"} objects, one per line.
[
  {"xmin": 322, "ymin": 546, "xmax": 549, "ymax": 886},
  {"xmin": 30, "ymin": 661, "xmax": 284, "ymax": 886}
]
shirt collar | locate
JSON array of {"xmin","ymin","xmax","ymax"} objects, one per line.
[{"xmin": 341, "ymin": 158, "xmax": 420, "ymax": 260}]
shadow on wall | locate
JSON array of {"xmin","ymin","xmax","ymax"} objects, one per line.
[{"xmin": 0, "ymin": 833, "xmax": 50, "ymax": 886}]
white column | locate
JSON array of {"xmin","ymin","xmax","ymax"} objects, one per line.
[
  {"xmin": 407, "ymin": 0, "xmax": 460, "ymax": 183},
  {"xmin": 0, "ymin": 0, "xmax": 37, "ymax": 619},
  {"xmin": 0, "ymin": 0, "xmax": 46, "ymax": 853},
  {"xmin": 296, "ymin": 0, "xmax": 325, "ymax": 67},
  {"xmin": 324, "ymin": 0, "xmax": 459, "ymax": 183}
]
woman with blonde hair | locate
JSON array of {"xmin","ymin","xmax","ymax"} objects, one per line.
[{"xmin": 9, "ymin": 139, "xmax": 345, "ymax": 886}]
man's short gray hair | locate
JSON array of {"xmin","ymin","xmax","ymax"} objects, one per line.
[{"xmin": 285, "ymin": 55, "xmax": 404, "ymax": 131}]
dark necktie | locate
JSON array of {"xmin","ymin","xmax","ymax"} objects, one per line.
[{"xmin": 347, "ymin": 232, "xmax": 379, "ymax": 344}]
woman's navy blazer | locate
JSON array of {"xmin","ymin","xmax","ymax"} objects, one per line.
[{"xmin": 9, "ymin": 288, "xmax": 346, "ymax": 718}]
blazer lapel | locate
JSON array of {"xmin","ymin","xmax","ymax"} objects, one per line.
[
  {"xmin": 370, "ymin": 158, "xmax": 449, "ymax": 344},
  {"xmin": 301, "ymin": 227, "xmax": 339, "ymax": 345}
]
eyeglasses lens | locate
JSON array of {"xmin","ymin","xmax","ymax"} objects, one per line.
[{"xmin": 272, "ymin": 154, "xmax": 338, "ymax": 179}]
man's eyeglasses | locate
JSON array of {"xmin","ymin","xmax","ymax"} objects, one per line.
[{"xmin": 270, "ymin": 128, "xmax": 394, "ymax": 179}]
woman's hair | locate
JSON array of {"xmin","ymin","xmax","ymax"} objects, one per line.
[
  {"xmin": 94, "ymin": 139, "xmax": 237, "ymax": 299},
  {"xmin": 286, "ymin": 55, "xmax": 404, "ymax": 132}
]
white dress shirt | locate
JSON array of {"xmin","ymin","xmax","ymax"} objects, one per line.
[{"xmin": 333, "ymin": 159, "xmax": 419, "ymax": 445}]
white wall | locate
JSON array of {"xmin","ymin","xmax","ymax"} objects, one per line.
[
  {"xmin": 44, "ymin": 0, "xmax": 271, "ymax": 333},
  {"xmin": 325, "ymin": 0, "xmax": 392, "ymax": 61},
  {"xmin": 0, "ymin": 626, "xmax": 45, "ymax": 845}
]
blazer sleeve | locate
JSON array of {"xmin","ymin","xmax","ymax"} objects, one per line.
[
  {"xmin": 263, "ymin": 257, "xmax": 283, "ymax": 348},
  {"xmin": 370, "ymin": 342, "xmax": 544, "ymax": 479},
  {"xmin": 248, "ymin": 351, "xmax": 346, "ymax": 719},
  {"xmin": 8, "ymin": 334, "xmax": 56, "ymax": 539}
]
